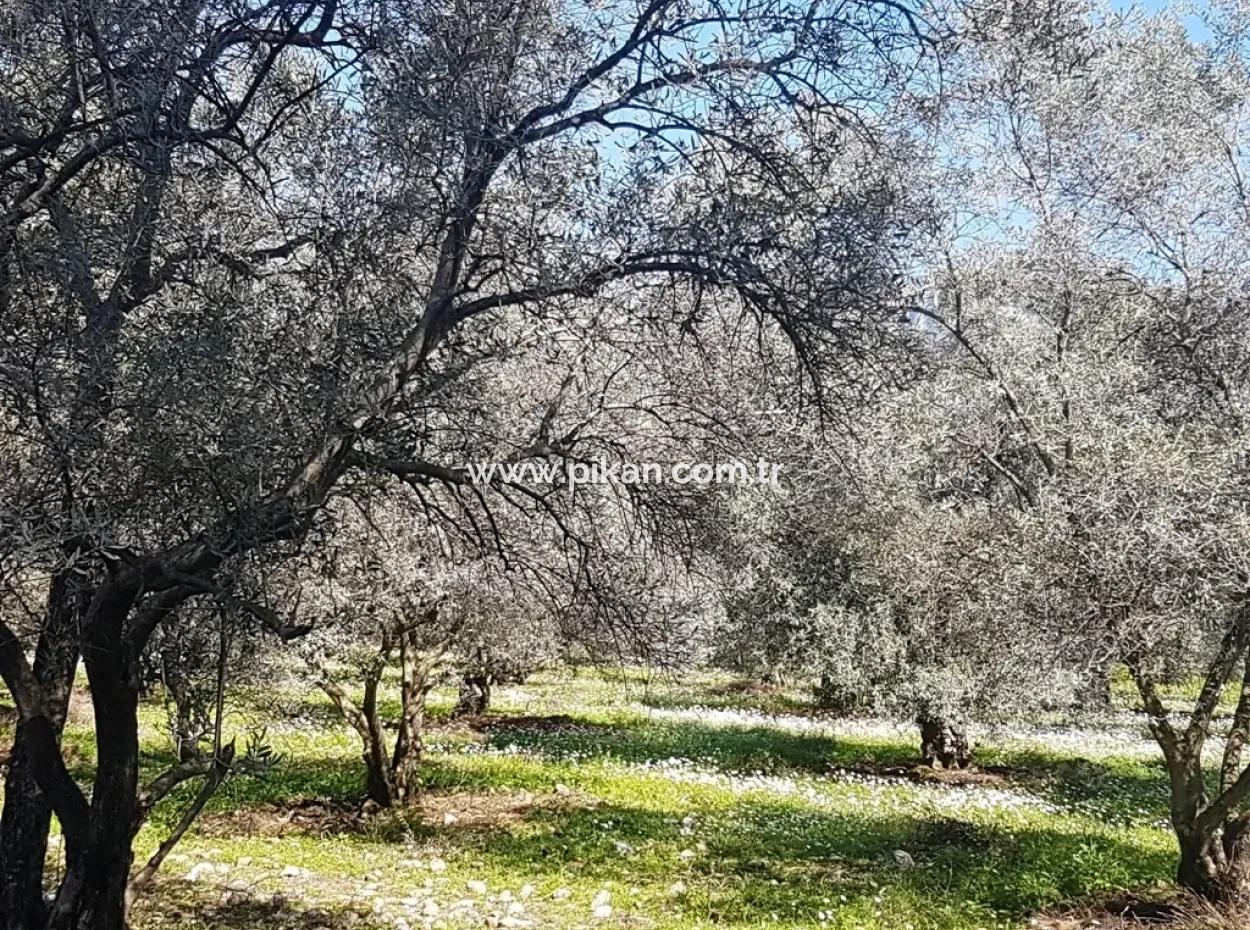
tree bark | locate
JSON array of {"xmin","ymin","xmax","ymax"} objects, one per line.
[
  {"xmin": 42, "ymin": 590, "xmax": 141, "ymax": 930},
  {"xmin": 1176, "ymin": 817, "xmax": 1250, "ymax": 904},
  {"xmin": 360, "ymin": 672, "xmax": 396, "ymax": 807},
  {"xmin": 1170, "ymin": 654, "xmax": 1250, "ymax": 904},
  {"xmin": 391, "ymin": 628, "xmax": 432, "ymax": 805},
  {"xmin": 0, "ymin": 571, "xmax": 86, "ymax": 930},
  {"xmin": 454, "ymin": 671, "xmax": 491, "ymax": 717},
  {"xmin": 918, "ymin": 714, "xmax": 972, "ymax": 769},
  {"xmin": 1076, "ymin": 661, "xmax": 1113, "ymax": 710},
  {"xmin": 161, "ymin": 646, "xmax": 202, "ymax": 764}
]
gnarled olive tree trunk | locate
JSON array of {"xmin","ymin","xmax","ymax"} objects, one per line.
[
  {"xmin": 1131, "ymin": 608, "xmax": 1250, "ymax": 904},
  {"xmin": 453, "ymin": 646, "xmax": 492, "ymax": 717},
  {"xmin": 41, "ymin": 586, "xmax": 140, "ymax": 930},
  {"xmin": 316, "ymin": 609, "xmax": 453, "ymax": 808},
  {"xmin": 0, "ymin": 580, "xmax": 246, "ymax": 930},
  {"xmin": 390, "ymin": 627, "xmax": 436, "ymax": 805},
  {"xmin": 1165, "ymin": 745, "xmax": 1250, "ymax": 903},
  {"xmin": 917, "ymin": 714, "xmax": 972, "ymax": 770},
  {"xmin": 453, "ymin": 671, "xmax": 491, "ymax": 716},
  {"xmin": 0, "ymin": 570, "xmax": 87, "ymax": 930}
]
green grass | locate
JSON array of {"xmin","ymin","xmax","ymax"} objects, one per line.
[
  {"xmin": 1109, "ymin": 665, "xmax": 1240, "ymax": 716},
  {"xmin": 1, "ymin": 669, "xmax": 1185, "ymax": 930}
]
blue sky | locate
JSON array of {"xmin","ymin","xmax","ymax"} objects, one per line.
[{"xmin": 1112, "ymin": 0, "xmax": 1212, "ymax": 40}]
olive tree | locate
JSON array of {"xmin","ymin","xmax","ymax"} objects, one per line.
[
  {"xmin": 0, "ymin": 1, "xmax": 926, "ymax": 924},
  {"xmin": 887, "ymin": 0, "xmax": 1250, "ymax": 895}
]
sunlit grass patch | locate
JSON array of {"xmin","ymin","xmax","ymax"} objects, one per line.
[{"xmin": 0, "ymin": 669, "xmax": 1189, "ymax": 930}]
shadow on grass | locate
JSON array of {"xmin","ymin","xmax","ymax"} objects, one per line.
[
  {"xmin": 981, "ymin": 747, "xmax": 1172, "ymax": 826},
  {"xmin": 126, "ymin": 718, "xmax": 1181, "ymax": 928},
  {"xmin": 481, "ymin": 716, "xmax": 916, "ymax": 774},
  {"xmin": 636, "ymin": 680, "xmax": 818, "ymax": 717},
  {"xmin": 176, "ymin": 714, "xmax": 1175, "ymax": 825},
  {"xmin": 434, "ymin": 794, "xmax": 1174, "ymax": 924},
  {"xmin": 136, "ymin": 707, "xmax": 1176, "ymax": 848},
  {"xmin": 480, "ymin": 715, "xmax": 1175, "ymax": 825}
]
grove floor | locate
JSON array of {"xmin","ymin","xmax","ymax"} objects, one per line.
[{"xmin": 12, "ymin": 669, "xmax": 1194, "ymax": 930}]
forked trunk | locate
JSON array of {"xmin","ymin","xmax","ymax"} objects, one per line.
[
  {"xmin": 0, "ymin": 571, "xmax": 86, "ymax": 930},
  {"xmin": 42, "ymin": 593, "xmax": 142, "ymax": 930},
  {"xmin": 1159, "ymin": 649, "xmax": 1250, "ymax": 906},
  {"xmin": 315, "ymin": 622, "xmax": 443, "ymax": 809}
]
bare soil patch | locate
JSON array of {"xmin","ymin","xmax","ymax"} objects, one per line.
[
  {"xmin": 419, "ymin": 786, "xmax": 601, "ymax": 828},
  {"xmin": 200, "ymin": 787, "xmax": 599, "ymax": 838},
  {"xmin": 200, "ymin": 797, "xmax": 366, "ymax": 838}
]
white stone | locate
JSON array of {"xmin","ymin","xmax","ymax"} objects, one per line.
[
  {"xmin": 184, "ymin": 862, "xmax": 216, "ymax": 882},
  {"xmin": 891, "ymin": 849, "xmax": 916, "ymax": 869}
]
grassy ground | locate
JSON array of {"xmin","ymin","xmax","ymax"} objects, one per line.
[{"xmin": 5, "ymin": 669, "xmax": 1189, "ymax": 930}]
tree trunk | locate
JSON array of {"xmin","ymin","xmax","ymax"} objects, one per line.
[
  {"xmin": 0, "ymin": 571, "xmax": 85, "ymax": 930},
  {"xmin": 171, "ymin": 697, "xmax": 198, "ymax": 764},
  {"xmin": 47, "ymin": 841, "xmax": 132, "ymax": 930},
  {"xmin": 918, "ymin": 714, "xmax": 972, "ymax": 769},
  {"xmin": 1223, "ymin": 814, "xmax": 1250, "ymax": 901},
  {"xmin": 453, "ymin": 671, "xmax": 491, "ymax": 717},
  {"xmin": 1165, "ymin": 737, "xmax": 1250, "ymax": 904},
  {"xmin": 360, "ymin": 672, "xmax": 396, "ymax": 807},
  {"xmin": 1172, "ymin": 799, "xmax": 1250, "ymax": 904},
  {"xmin": 391, "ymin": 629, "xmax": 430, "ymax": 805},
  {"xmin": 313, "ymin": 640, "xmax": 399, "ymax": 808},
  {"xmin": 44, "ymin": 597, "xmax": 141, "ymax": 930},
  {"xmin": 1177, "ymin": 822, "xmax": 1250, "ymax": 903},
  {"xmin": 161, "ymin": 648, "xmax": 202, "ymax": 764},
  {"xmin": 1076, "ymin": 661, "xmax": 1113, "ymax": 710}
]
